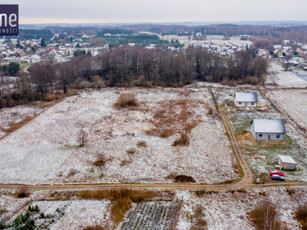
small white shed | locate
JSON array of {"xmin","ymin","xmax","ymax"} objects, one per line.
[
  {"xmin": 235, "ymin": 92, "xmax": 258, "ymax": 107},
  {"xmin": 277, "ymin": 155, "xmax": 297, "ymax": 170}
]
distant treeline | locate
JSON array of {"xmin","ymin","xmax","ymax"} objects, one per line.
[
  {"xmin": 101, "ymin": 34, "xmax": 168, "ymax": 47},
  {"xmin": 15, "ymin": 25, "xmax": 307, "ymax": 45},
  {"xmin": 121, "ymin": 24, "xmax": 307, "ymax": 43},
  {"xmin": 19, "ymin": 29, "xmax": 53, "ymax": 40},
  {"xmin": 96, "ymin": 29, "xmax": 133, "ymax": 36}
]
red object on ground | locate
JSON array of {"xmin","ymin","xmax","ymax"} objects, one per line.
[{"xmin": 269, "ymin": 171, "xmax": 285, "ymax": 177}]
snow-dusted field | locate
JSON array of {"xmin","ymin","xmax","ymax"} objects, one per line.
[
  {"xmin": 177, "ymin": 186, "xmax": 307, "ymax": 230},
  {"xmin": 266, "ymin": 89, "xmax": 307, "ymax": 130},
  {"xmin": 31, "ymin": 200, "xmax": 112, "ymax": 229},
  {"xmin": 207, "ymin": 35, "xmax": 252, "ymax": 47},
  {"xmin": 121, "ymin": 202, "xmax": 177, "ymax": 229},
  {"xmin": 1, "ymin": 187, "xmax": 306, "ymax": 229},
  {"xmin": 266, "ymin": 62, "xmax": 307, "ymax": 88},
  {"xmin": 0, "ymin": 105, "xmax": 42, "ymax": 139},
  {"xmin": 0, "ymin": 193, "xmax": 112, "ymax": 230},
  {"xmin": 0, "ymin": 88, "xmax": 238, "ymax": 184}
]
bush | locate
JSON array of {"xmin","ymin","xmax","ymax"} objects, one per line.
[
  {"xmin": 40, "ymin": 212, "xmax": 45, "ymax": 219},
  {"xmin": 78, "ymin": 129, "xmax": 88, "ymax": 147},
  {"xmin": 28, "ymin": 205, "xmax": 40, "ymax": 212},
  {"xmin": 126, "ymin": 147, "xmax": 136, "ymax": 154},
  {"xmin": 83, "ymin": 226, "xmax": 104, "ymax": 230},
  {"xmin": 93, "ymin": 154, "xmax": 107, "ymax": 167},
  {"xmin": 43, "ymin": 93, "xmax": 57, "ymax": 101},
  {"xmin": 174, "ymin": 175, "xmax": 196, "ymax": 183},
  {"xmin": 8, "ymin": 62, "xmax": 20, "ymax": 75},
  {"xmin": 13, "ymin": 210, "xmax": 35, "ymax": 230},
  {"xmin": 244, "ymin": 76, "xmax": 260, "ymax": 85},
  {"xmin": 92, "ymin": 75, "xmax": 106, "ymax": 88},
  {"xmin": 16, "ymin": 186, "xmax": 30, "ymax": 198},
  {"xmin": 79, "ymin": 80, "xmax": 94, "ymax": 89},
  {"xmin": 159, "ymin": 129, "xmax": 175, "ymax": 138},
  {"xmin": 249, "ymin": 200, "xmax": 280, "ymax": 230},
  {"xmin": 207, "ymin": 107, "xmax": 213, "ymax": 115},
  {"xmin": 172, "ymin": 133, "xmax": 190, "ymax": 146},
  {"xmin": 114, "ymin": 93, "xmax": 138, "ymax": 109},
  {"xmin": 137, "ymin": 140, "xmax": 147, "ymax": 148},
  {"xmin": 195, "ymin": 218, "xmax": 208, "ymax": 229},
  {"xmin": 67, "ymin": 168, "xmax": 78, "ymax": 177},
  {"xmin": 0, "ymin": 220, "xmax": 6, "ymax": 229},
  {"xmin": 295, "ymin": 205, "xmax": 307, "ymax": 229},
  {"xmin": 66, "ymin": 89, "xmax": 79, "ymax": 97}
]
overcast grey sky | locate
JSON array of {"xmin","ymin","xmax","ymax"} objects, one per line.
[{"xmin": 2, "ymin": 0, "xmax": 307, "ymax": 24}]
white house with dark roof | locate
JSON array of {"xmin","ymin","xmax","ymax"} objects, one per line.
[
  {"xmin": 251, "ymin": 119, "xmax": 286, "ymax": 141},
  {"xmin": 235, "ymin": 92, "xmax": 258, "ymax": 107}
]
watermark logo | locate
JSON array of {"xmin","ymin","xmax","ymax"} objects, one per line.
[{"xmin": 0, "ymin": 4, "xmax": 19, "ymax": 36}]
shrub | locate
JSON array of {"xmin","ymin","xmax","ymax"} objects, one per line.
[
  {"xmin": 43, "ymin": 93, "xmax": 57, "ymax": 101},
  {"xmin": 0, "ymin": 220, "xmax": 6, "ymax": 229},
  {"xmin": 16, "ymin": 186, "xmax": 30, "ymax": 198},
  {"xmin": 28, "ymin": 205, "xmax": 39, "ymax": 212},
  {"xmin": 137, "ymin": 140, "xmax": 147, "ymax": 148},
  {"xmin": 120, "ymin": 159, "xmax": 131, "ymax": 167},
  {"xmin": 79, "ymin": 80, "xmax": 93, "ymax": 89},
  {"xmin": 67, "ymin": 168, "xmax": 78, "ymax": 177},
  {"xmin": 172, "ymin": 133, "xmax": 190, "ymax": 146},
  {"xmin": 207, "ymin": 107, "xmax": 213, "ymax": 115},
  {"xmin": 245, "ymin": 76, "xmax": 260, "ymax": 85},
  {"xmin": 13, "ymin": 210, "xmax": 35, "ymax": 229},
  {"xmin": 126, "ymin": 147, "xmax": 136, "ymax": 154},
  {"xmin": 249, "ymin": 200, "xmax": 280, "ymax": 230},
  {"xmin": 174, "ymin": 175, "xmax": 196, "ymax": 183},
  {"xmin": 114, "ymin": 93, "xmax": 138, "ymax": 109},
  {"xmin": 92, "ymin": 75, "xmax": 106, "ymax": 88},
  {"xmin": 295, "ymin": 205, "xmax": 307, "ymax": 229},
  {"xmin": 78, "ymin": 129, "xmax": 88, "ymax": 147},
  {"xmin": 195, "ymin": 218, "xmax": 208, "ymax": 229},
  {"xmin": 66, "ymin": 89, "xmax": 79, "ymax": 97},
  {"xmin": 93, "ymin": 154, "xmax": 107, "ymax": 167},
  {"xmin": 159, "ymin": 129, "xmax": 175, "ymax": 138},
  {"xmin": 83, "ymin": 226, "xmax": 104, "ymax": 230}
]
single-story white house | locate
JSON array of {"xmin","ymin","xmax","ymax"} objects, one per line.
[
  {"xmin": 277, "ymin": 155, "xmax": 297, "ymax": 170},
  {"xmin": 251, "ymin": 119, "xmax": 286, "ymax": 141},
  {"xmin": 235, "ymin": 92, "xmax": 258, "ymax": 107},
  {"xmin": 28, "ymin": 55, "xmax": 41, "ymax": 63}
]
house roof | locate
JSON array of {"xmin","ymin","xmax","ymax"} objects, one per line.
[
  {"xmin": 251, "ymin": 119, "xmax": 286, "ymax": 134},
  {"xmin": 278, "ymin": 155, "xmax": 297, "ymax": 164},
  {"xmin": 235, "ymin": 92, "xmax": 258, "ymax": 102}
]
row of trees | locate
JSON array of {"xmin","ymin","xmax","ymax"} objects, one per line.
[
  {"xmin": 28, "ymin": 45, "xmax": 268, "ymax": 94},
  {"xmin": 0, "ymin": 45, "xmax": 268, "ymax": 108}
]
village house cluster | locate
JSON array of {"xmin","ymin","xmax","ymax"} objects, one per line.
[
  {"xmin": 234, "ymin": 91, "xmax": 297, "ymax": 178},
  {"xmin": 0, "ymin": 35, "xmax": 109, "ymax": 65}
]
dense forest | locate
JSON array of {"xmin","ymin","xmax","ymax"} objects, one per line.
[
  {"xmin": 19, "ymin": 29, "xmax": 54, "ymax": 40},
  {"xmin": 0, "ymin": 45, "xmax": 268, "ymax": 108}
]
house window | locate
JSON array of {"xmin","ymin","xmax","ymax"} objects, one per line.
[
  {"xmin": 251, "ymin": 102, "xmax": 254, "ymax": 105},
  {"xmin": 276, "ymin": 134, "xmax": 280, "ymax": 138},
  {"xmin": 259, "ymin": 134, "xmax": 263, "ymax": 137},
  {"xmin": 239, "ymin": 102, "xmax": 242, "ymax": 104}
]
